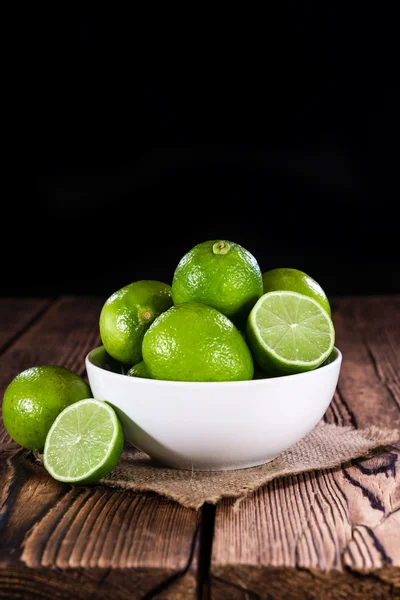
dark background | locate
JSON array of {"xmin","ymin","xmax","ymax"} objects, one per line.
[{"xmin": 4, "ymin": 7, "xmax": 399, "ymax": 302}]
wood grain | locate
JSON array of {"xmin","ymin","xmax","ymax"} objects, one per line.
[
  {"xmin": 211, "ymin": 296, "xmax": 400, "ymax": 599},
  {"xmin": 0, "ymin": 453, "xmax": 200, "ymax": 598},
  {"xmin": 0, "ymin": 298, "xmax": 52, "ymax": 354},
  {"xmin": 0, "ymin": 296, "xmax": 201, "ymax": 599},
  {"xmin": 0, "ymin": 564, "xmax": 199, "ymax": 600}
]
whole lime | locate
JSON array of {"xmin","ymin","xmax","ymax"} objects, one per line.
[
  {"xmin": 2, "ymin": 365, "xmax": 92, "ymax": 452},
  {"xmin": 142, "ymin": 301, "xmax": 254, "ymax": 382},
  {"xmin": 262, "ymin": 267, "xmax": 331, "ymax": 315},
  {"xmin": 99, "ymin": 280, "xmax": 173, "ymax": 365},
  {"xmin": 126, "ymin": 361, "xmax": 152, "ymax": 378},
  {"xmin": 171, "ymin": 240, "xmax": 263, "ymax": 323}
]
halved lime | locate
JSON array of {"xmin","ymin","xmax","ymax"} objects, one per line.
[
  {"xmin": 246, "ymin": 291, "xmax": 335, "ymax": 376},
  {"xmin": 43, "ymin": 398, "xmax": 124, "ymax": 484}
]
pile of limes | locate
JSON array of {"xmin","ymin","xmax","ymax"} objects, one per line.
[
  {"xmin": 1, "ymin": 238, "xmax": 335, "ymax": 485},
  {"xmin": 100, "ymin": 239, "xmax": 335, "ymax": 382}
]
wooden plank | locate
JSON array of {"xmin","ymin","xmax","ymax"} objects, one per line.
[
  {"xmin": 211, "ymin": 296, "xmax": 400, "ymax": 599},
  {"xmin": 0, "ymin": 297, "xmax": 52, "ymax": 353},
  {"xmin": 0, "ymin": 296, "xmax": 201, "ymax": 599},
  {"xmin": 0, "ymin": 453, "xmax": 200, "ymax": 599}
]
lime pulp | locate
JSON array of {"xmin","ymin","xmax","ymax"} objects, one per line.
[
  {"xmin": 43, "ymin": 398, "xmax": 124, "ymax": 484},
  {"xmin": 246, "ymin": 291, "xmax": 335, "ymax": 376}
]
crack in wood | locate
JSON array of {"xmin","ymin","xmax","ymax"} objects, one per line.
[
  {"xmin": 341, "ymin": 467, "xmax": 385, "ymax": 513},
  {"xmin": 140, "ymin": 520, "xmax": 201, "ymax": 600},
  {"xmin": 363, "ymin": 525, "xmax": 393, "ymax": 567},
  {"xmin": 196, "ymin": 503, "xmax": 216, "ymax": 600},
  {"xmin": 353, "ymin": 452, "xmax": 397, "ymax": 478}
]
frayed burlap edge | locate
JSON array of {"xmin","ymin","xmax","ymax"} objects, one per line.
[{"xmin": 99, "ymin": 423, "xmax": 399, "ymax": 510}]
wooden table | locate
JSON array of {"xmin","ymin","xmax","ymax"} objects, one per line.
[{"xmin": 0, "ymin": 295, "xmax": 399, "ymax": 599}]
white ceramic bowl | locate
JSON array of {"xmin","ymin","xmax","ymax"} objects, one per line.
[{"xmin": 85, "ymin": 346, "xmax": 342, "ymax": 471}]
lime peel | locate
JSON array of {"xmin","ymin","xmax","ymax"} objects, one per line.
[
  {"xmin": 262, "ymin": 267, "xmax": 331, "ymax": 316},
  {"xmin": 172, "ymin": 239, "xmax": 263, "ymax": 323}
]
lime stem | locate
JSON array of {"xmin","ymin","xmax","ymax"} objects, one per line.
[
  {"xmin": 212, "ymin": 241, "xmax": 231, "ymax": 255},
  {"xmin": 140, "ymin": 311, "xmax": 152, "ymax": 321}
]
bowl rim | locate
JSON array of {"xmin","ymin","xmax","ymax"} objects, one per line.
[{"xmin": 85, "ymin": 345, "xmax": 342, "ymax": 388}]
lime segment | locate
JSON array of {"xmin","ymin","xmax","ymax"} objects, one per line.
[
  {"xmin": 246, "ymin": 291, "xmax": 335, "ymax": 375},
  {"xmin": 43, "ymin": 398, "xmax": 124, "ymax": 484}
]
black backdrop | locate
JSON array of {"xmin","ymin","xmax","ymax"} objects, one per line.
[{"xmin": 4, "ymin": 7, "xmax": 399, "ymax": 301}]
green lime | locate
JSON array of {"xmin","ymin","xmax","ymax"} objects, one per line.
[
  {"xmin": 2, "ymin": 366, "xmax": 92, "ymax": 452},
  {"xmin": 246, "ymin": 291, "xmax": 335, "ymax": 376},
  {"xmin": 126, "ymin": 361, "xmax": 151, "ymax": 378},
  {"xmin": 43, "ymin": 398, "xmax": 124, "ymax": 484},
  {"xmin": 99, "ymin": 280, "xmax": 173, "ymax": 365},
  {"xmin": 262, "ymin": 268, "xmax": 331, "ymax": 315},
  {"xmin": 142, "ymin": 301, "xmax": 254, "ymax": 382},
  {"xmin": 172, "ymin": 240, "xmax": 263, "ymax": 323}
]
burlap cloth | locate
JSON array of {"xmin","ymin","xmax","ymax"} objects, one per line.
[{"xmin": 99, "ymin": 422, "xmax": 398, "ymax": 510}]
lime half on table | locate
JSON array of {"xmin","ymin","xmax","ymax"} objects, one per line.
[
  {"xmin": 246, "ymin": 291, "xmax": 335, "ymax": 376},
  {"xmin": 43, "ymin": 398, "xmax": 124, "ymax": 484}
]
